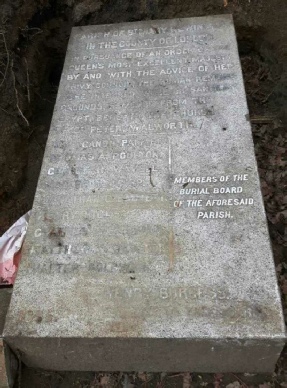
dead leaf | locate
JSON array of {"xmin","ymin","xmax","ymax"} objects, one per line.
[
  {"xmin": 226, "ymin": 382, "xmax": 241, "ymax": 388},
  {"xmin": 214, "ymin": 373, "xmax": 224, "ymax": 388},
  {"xmin": 183, "ymin": 372, "xmax": 192, "ymax": 388},
  {"xmin": 122, "ymin": 374, "xmax": 135, "ymax": 388},
  {"xmin": 99, "ymin": 374, "xmax": 111, "ymax": 386},
  {"xmin": 138, "ymin": 372, "xmax": 147, "ymax": 381}
]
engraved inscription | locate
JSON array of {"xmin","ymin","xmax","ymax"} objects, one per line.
[
  {"xmin": 173, "ymin": 173, "xmax": 253, "ymax": 219},
  {"xmin": 36, "ymin": 19, "xmax": 262, "ymax": 278}
]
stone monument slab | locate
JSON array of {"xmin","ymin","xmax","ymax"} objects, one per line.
[
  {"xmin": 0, "ymin": 289, "xmax": 17, "ymax": 388},
  {"xmin": 4, "ymin": 15, "xmax": 286, "ymax": 372}
]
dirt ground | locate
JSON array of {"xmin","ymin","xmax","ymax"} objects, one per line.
[{"xmin": 1, "ymin": 0, "xmax": 287, "ymax": 386}]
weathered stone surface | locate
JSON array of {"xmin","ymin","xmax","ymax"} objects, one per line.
[
  {"xmin": 0, "ymin": 340, "xmax": 17, "ymax": 388},
  {"xmin": 0, "ymin": 340, "xmax": 9, "ymax": 388},
  {"xmin": 0, "ymin": 289, "xmax": 17, "ymax": 388},
  {"xmin": 4, "ymin": 15, "xmax": 286, "ymax": 372}
]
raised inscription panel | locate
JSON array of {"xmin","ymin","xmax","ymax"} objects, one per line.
[{"xmin": 4, "ymin": 16, "xmax": 285, "ymax": 372}]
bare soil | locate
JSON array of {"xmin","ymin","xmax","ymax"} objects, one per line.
[{"xmin": 0, "ymin": 0, "xmax": 287, "ymax": 386}]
